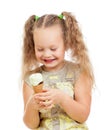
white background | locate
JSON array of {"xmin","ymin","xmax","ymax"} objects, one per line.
[{"xmin": 0, "ymin": 0, "xmax": 107, "ymax": 129}]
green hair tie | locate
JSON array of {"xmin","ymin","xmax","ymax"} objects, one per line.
[
  {"xmin": 35, "ymin": 16, "xmax": 40, "ymax": 21},
  {"xmin": 58, "ymin": 14, "xmax": 63, "ymax": 19}
]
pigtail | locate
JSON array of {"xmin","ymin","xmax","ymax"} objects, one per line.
[
  {"xmin": 62, "ymin": 12, "xmax": 94, "ymax": 85},
  {"xmin": 62, "ymin": 12, "xmax": 83, "ymax": 59},
  {"xmin": 22, "ymin": 15, "xmax": 38, "ymax": 80}
]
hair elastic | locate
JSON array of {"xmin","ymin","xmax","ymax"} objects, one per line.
[
  {"xmin": 35, "ymin": 16, "xmax": 40, "ymax": 21},
  {"xmin": 58, "ymin": 14, "xmax": 63, "ymax": 19}
]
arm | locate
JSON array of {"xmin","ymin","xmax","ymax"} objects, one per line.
[
  {"xmin": 23, "ymin": 82, "xmax": 40, "ymax": 129},
  {"xmin": 59, "ymin": 72, "xmax": 92, "ymax": 123}
]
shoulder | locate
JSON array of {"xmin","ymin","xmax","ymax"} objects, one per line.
[
  {"xmin": 65, "ymin": 60, "xmax": 82, "ymax": 83},
  {"xmin": 65, "ymin": 60, "xmax": 80, "ymax": 71}
]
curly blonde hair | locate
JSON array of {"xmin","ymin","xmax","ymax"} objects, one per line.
[{"xmin": 22, "ymin": 11, "xmax": 94, "ymax": 86}]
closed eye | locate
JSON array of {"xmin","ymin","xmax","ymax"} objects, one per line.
[
  {"xmin": 51, "ymin": 48, "xmax": 57, "ymax": 51},
  {"xmin": 37, "ymin": 48, "xmax": 44, "ymax": 51}
]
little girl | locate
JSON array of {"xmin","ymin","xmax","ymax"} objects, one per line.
[{"xmin": 22, "ymin": 11, "xmax": 94, "ymax": 130}]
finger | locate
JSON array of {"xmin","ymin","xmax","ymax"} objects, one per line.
[
  {"xmin": 35, "ymin": 95, "xmax": 51, "ymax": 102},
  {"xmin": 42, "ymin": 89, "xmax": 48, "ymax": 92},
  {"xmin": 40, "ymin": 100, "xmax": 52, "ymax": 106},
  {"xmin": 44, "ymin": 103, "xmax": 55, "ymax": 109},
  {"xmin": 35, "ymin": 92, "xmax": 48, "ymax": 97},
  {"xmin": 35, "ymin": 89, "xmax": 51, "ymax": 96}
]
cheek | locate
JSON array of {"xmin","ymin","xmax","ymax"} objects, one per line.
[
  {"xmin": 57, "ymin": 49, "xmax": 65, "ymax": 56},
  {"xmin": 54, "ymin": 51, "xmax": 65, "ymax": 59},
  {"xmin": 35, "ymin": 51, "xmax": 42, "ymax": 59}
]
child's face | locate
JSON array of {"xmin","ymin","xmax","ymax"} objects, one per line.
[{"xmin": 33, "ymin": 25, "xmax": 66, "ymax": 71}]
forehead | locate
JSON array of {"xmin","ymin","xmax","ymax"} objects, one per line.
[{"xmin": 33, "ymin": 25, "xmax": 63, "ymax": 45}]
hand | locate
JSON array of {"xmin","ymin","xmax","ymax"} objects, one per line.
[
  {"xmin": 26, "ymin": 94, "xmax": 46, "ymax": 111},
  {"xmin": 35, "ymin": 88, "xmax": 64, "ymax": 109}
]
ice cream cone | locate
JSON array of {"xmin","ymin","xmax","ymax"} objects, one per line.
[
  {"xmin": 29, "ymin": 73, "xmax": 44, "ymax": 93},
  {"xmin": 33, "ymin": 83, "xmax": 43, "ymax": 93}
]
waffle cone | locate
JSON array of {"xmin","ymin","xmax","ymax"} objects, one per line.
[{"xmin": 33, "ymin": 83, "xmax": 43, "ymax": 93}]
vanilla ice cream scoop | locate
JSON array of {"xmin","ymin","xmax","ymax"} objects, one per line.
[
  {"xmin": 29, "ymin": 73, "xmax": 43, "ymax": 86},
  {"xmin": 29, "ymin": 73, "xmax": 43, "ymax": 93}
]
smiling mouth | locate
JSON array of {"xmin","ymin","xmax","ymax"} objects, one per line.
[{"xmin": 44, "ymin": 59, "xmax": 56, "ymax": 63}]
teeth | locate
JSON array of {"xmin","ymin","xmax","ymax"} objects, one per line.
[{"xmin": 44, "ymin": 59, "xmax": 55, "ymax": 62}]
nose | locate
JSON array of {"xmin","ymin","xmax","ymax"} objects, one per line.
[{"xmin": 43, "ymin": 50, "xmax": 51, "ymax": 58}]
